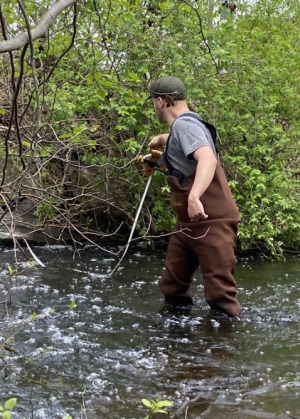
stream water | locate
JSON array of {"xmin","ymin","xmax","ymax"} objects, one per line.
[{"xmin": 0, "ymin": 245, "xmax": 299, "ymax": 419}]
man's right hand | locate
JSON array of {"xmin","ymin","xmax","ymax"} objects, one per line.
[{"xmin": 148, "ymin": 133, "xmax": 169, "ymax": 149}]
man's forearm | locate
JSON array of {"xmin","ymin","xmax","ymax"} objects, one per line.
[{"xmin": 189, "ymin": 147, "xmax": 217, "ymax": 200}]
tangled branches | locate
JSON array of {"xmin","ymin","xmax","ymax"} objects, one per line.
[{"xmin": 0, "ymin": 3, "xmax": 134, "ymax": 253}]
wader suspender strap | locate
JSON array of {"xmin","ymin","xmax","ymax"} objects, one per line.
[{"xmin": 162, "ymin": 113, "xmax": 219, "ymax": 185}]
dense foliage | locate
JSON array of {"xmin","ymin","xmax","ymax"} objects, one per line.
[{"xmin": 0, "ymin": 0, "xmax": 299, "ymax": 255}]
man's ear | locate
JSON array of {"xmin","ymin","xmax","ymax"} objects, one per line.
[{"xmin": 157, "ymin": 96, "xmax": 165, "ymax": 107}]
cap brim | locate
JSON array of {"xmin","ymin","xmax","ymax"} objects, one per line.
[{"xmin": 144, "ymin": 96, "xmax": 154, "ymax": 103}]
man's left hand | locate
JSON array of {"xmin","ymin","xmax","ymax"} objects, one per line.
[{"xmin": 188, "ymin": 197, "xmax": 208, "ymax": 222}]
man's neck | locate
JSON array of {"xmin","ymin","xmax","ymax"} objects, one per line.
[{"xmin": 165, "ymin": 102, "xmax": 190, "ymax": 127}]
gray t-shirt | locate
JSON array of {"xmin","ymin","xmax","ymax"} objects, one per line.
[{"xmin": 166, "ymin": 112, "xmax": 217, "ymax": 177}]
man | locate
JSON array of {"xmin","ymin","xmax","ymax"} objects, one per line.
[{"xmin": 148, "ymin": 75, "xmax": 241, "ymax": 319}]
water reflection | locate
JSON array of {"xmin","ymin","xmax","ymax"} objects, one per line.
[{"xmin": 0, "ymin": 246, "xmax": 299, "ymax": 419}]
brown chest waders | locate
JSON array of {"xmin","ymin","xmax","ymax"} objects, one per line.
[{"xmin": 159, "ymin": 162, "xmax": 241, "ymax": 318}]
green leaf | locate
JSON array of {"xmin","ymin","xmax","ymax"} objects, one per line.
[
  {"xmin": 73, "ymin": 125, "xmax": 86, "ymax": 134},
  {"xmin": 4, "ymin": 398, "xmax": 17, "ymax": 410},
  {"xmin": 88, "ymin": 140, "xmax": 97, "ymax": 146},
  {"xmin": 159, "ymin": 2, "xmax": 171, "ymax": 11},
  {"xmin": 156, "ymin": 401, "xmax": 173, "ymax": 408},
  {"xmin": 69, "ymin": 300, "xmax": 77, "ymax": 310},
  {"xmin": 141, "ymin": 399, "xmax": 152, "ymax": 408}
]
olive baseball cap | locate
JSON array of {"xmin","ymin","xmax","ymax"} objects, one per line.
[{"xmin": 148, "ymin": 76, "xmax": 187, "ymax": 100}]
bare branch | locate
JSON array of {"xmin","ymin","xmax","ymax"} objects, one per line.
[{"xmin": 0, "ymin": 0, "xmax": 77, "ymax": 53}]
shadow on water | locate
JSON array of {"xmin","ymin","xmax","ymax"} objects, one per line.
[{"xmin": 0, "ymin": 245, "xmax": 299, "ymax": 419}]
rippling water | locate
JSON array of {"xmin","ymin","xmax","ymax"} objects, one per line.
[{"xmin": 0, "ymin": 245, "xmax": 299, "ymax": 419}]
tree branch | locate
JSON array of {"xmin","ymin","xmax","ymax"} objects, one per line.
[{"xmin": 0, "ymin": 0, "xmax": 77, "ymax": 53}]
